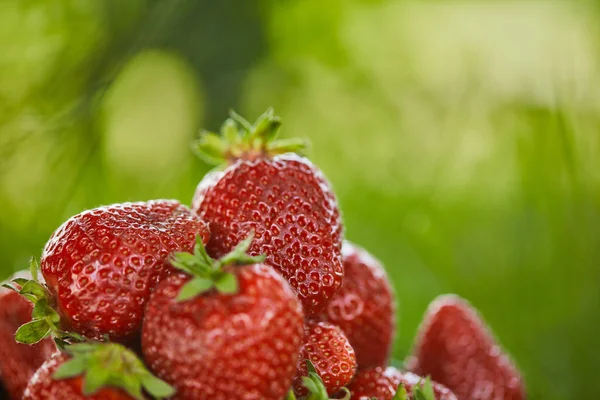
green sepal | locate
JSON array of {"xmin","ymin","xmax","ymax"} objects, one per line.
[
  {"xmin": 15, "ymin": 319, "xmax": 51, "ymax": 344},
  {"xmin": 396, "ymin": 376, "xmax": 435, "ymax": 400},
  {"xmin": 140, "ymin": 373, "xmax": 176, "ymax": 398},
  {"xmin": 54, "ymin": 342, "xmax": 175, "ymax": 400},
  {"xmin": 214, "ymin": 272, "xmax": 238, "ymax": 294},
  {"xmin": 285, "ymin": 390, "xmax": 297, "ymax": 400},
  {"xmin": 29, "ymin": 257, "xmax": 39, "ymax": 281},
  {"xmin": 171, "ymin": 232, "xmax": 264, "ymax": 301},
  {"xmin": 392, "ymin": 383, "xmax": 409, "ymax": 400},
  {"xmin": 176, "ymin": 277, "xmax": 214, "ymax": 301},
  {"xmin": 300, "ymin": 359, "xmax": 350, "ymax": 400},
  {"xmin": 192, "ymin": 108, "xmax": 308, "ymax": 166},
  {"xmin": 192, "ymin": 131, "xmax": 229, "ymax": 165}
]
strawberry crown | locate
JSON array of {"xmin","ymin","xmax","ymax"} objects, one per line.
[
  {"xmin": 53, "ymin": 341, "xmax": 174, "ymax": 400},
  {"xmin": 2, "ymin": 258, "xmax": 82, "ymax": 346},
  {"xmin": 392, "ymin": 377, "xmax": 436, "ymax": 400},
  {"xmin": 286, "ymin": 360, "xmax": 351, "ymax": 400},
  {"xmin": 193, "ymin": 108, "xmax": 308, "ymax": 165},
  {"xmin": 170, "ymin": 232, "xmax": 265, "ymax": 301}
]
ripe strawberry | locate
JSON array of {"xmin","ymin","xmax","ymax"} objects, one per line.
[
  {"xmin": 191, "ymin": 109, "xmax": 343, "ymax": 314},
  {"xmin": 23, "ymin": 342, "xmax": 173, "ymax": 400},
  {"xmin": 315, "ymin": 241, "xmax": 395, "ymax": 369},
  {"xmin": 347, "ymin": 366, "xmax": 457, "ymax": 400},
  {"xmin": 407, "ymin": 294, "xmax": 525, "ymax": 400},
  {"xmin": 7, "ymin": 200, "xmax": 209, "ymax": 344},
  {"xmin": 142, "ymin": 234, "xmax": 304, "ymax": 400},
  {"xmin": 0, "ymin": 272, "xmax": 55, "ymax": 400},
  {"xmin": 293, "ymin": 321, "xmax": 356, "ymax": 397}
]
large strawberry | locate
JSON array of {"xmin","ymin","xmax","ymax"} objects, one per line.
[
  {"xmin": 0, "ymin": 272, "xmax": 55, "ymax": 400},
  {"xmin": 347, "ymin": 366, "xmax": 457, "ymax": 400},
  {"xmin": 315, "ymin": 241, "xmax": 395, "ymax": 368},
  {"xmin": 23, "ymin": 342, "xmax": 173, "ymax": 400},
  {"xmin": 407, "ymin": 294, "xmax": 525, "ymax": 400},
  {"xmin": 142, "ymin": 234, "xmax": 304, "ymax": 400},
  {"xmin": 6, "ymin": 200, "xmax": 210, "ymax": 344},
  {"xmin": 191, "ymin": 109, "xmax": 343, "ymax": 314},
  {"xmin": 293, "ymin": 321, "xmax": 356, "ymax": 397}
]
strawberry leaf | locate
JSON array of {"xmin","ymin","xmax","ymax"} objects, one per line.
[
  {"xmin": 285, "ymin": 390, "xmax": 297, "ymax": 400},
  {"xmin": 19, "ymin": 280, "xmax": 47, "ymax": 299},
  {"xmin": 214, "ymin": 272, "xmax": 237, "ymax": 294},
  {"xmin": 140, "ymin": 373, "xmax": 176, "ymax": 398},
  {"xmin": 53, "ymin": 356, "xmax": 88, "ymax": 379},
  {"xmin": 193, "ymin": 131, "xmax": 228, "ymax": 165},
  {"xmin": 172, "ymin": 233, "xmax": 264, "ymax": 301},
  {"xmin": 83, "ymin": 363, "xmax": 111, "ymax": 395},
  {"xmin": 412, "ymin": 377, "xmax": 436, "ymax": 400},
  {"xmin": 55, "ymin": 342, "xmax": 174, "ymax": 400},
  {"xmin": 15, "ymin": 319, "xmax": 50, "ymax": 344},
  {"xmin": 177, "ymin": 277, "xmax": 214, "ymax": 301},
  {"xmin": 29, "ymin": 257, "xmax": 39, "ymax": 281},
  {"xmin": 392, "ymin": 383, "xmax": 409, "ymax": 400}
]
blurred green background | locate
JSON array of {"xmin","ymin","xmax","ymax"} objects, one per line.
[{"xmin": 1, "ymin": 1, "xmax": 599, "ymax": 398}]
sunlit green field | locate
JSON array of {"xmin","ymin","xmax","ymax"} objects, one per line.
[{"xmin": 1, "ymin": 1, "xmax": 599, "ymax": 398}]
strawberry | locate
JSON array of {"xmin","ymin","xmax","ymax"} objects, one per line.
[
  {"xmin": 22, "ymin": 342, "xmax": 173, "ymax": 400},
  {"xmin": 0, "ymin": 272, "xmax": 55, "ymax": 400},
  {"xmin": 191, "ymin": 109, "xmax": 343, "ymax": 314},
  {"xmin": 315, "ymin": 241, "xmax": 395, "ymax": 368},
  {"xmin": 347, "ymin": 366, "xmax": 457, "ymax": 400},
  {"xmin": 293, "ymin": 321, "xmax": 356, "ymax": 397},
  {"xmin": 6, "ymin": 200, "xmax": 210, "ymax": 344},
  {"xmin": 142, "ymin": 234, "xmax": 304, "ymax": 400},
  {"xmin": 407, "ymin": 294, "xmax": 525, "ymax": 400}
]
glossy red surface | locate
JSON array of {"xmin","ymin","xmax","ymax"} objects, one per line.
[
  {"xmin": 41, "ymin": 200, "xmax": 210, "ymax": 342},
  {"xmin": 192, "ymin": 154, "xmax": 343, "ymax": 315},
  {"xmin": 142, "ymin": 264, "xmax": 304, "ymax": 400}
]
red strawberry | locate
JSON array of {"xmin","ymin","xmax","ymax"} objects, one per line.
[
  {"xmin": 0, "ymin": 273, "xmax": 55, "ymax": 400},
  {"xmin": 191, "ymin": 109, "xmax": 343, "ymax": 314},
  {"xmin": 293, "ymin": 321, "xmax": 356, "ymax": 397},
  {"xmin": 23, "ymin": 342, "xmax": 173, "ymax": 400},
  {"xmin": 315, "ymin": 241, "xmax": 395, "ymax": 368},
  {"xmin": 8, "ymin": 200, "xmax": 209, "ymax": 344},
  {"xmin": 142, "ymin": 234, "xmax": 304, "ymax": 400},
  {"xmin": 407, "ymin": 294, "xmax": 525, "ymax": 400},
  {"xmin": 347, "ymin": 366, "xmax": 457, "ymax": 400}
]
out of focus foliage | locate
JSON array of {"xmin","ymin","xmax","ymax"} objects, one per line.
[{"xmin": 1, "ymin": 1, "xmax": 599, "ymax": 398}]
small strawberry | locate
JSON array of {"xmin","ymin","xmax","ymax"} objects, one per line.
[
  {"xmin": 6, "ymin": 200, "xmax": 209, "ymax": 344},
  {"xmin": 407, "ymin": 294, "xmax": 525, "ymax": 400},
  {"xmin": 347, "ymin": 366, "xmax": 457, "ymax": 400},
  {"xmin": 293, "ymin": 321, "xmax": 357, "ymax": 397},
  {"xmin": 142, "ymin": 234, "xmax": 304, "ymax": 400},
  {"xmin": 0, "ymin": 272, "xmax": 55, "ymax": 400},
  {"xmin": 191, "ymin": 109, "xmax": 343, "ymax": 314},
  {"xmin": 315, "ymin": 241, "xmax": 395, "ymax": 368},
  {"xmin": 22, "ymin": 342, "xmax": 174, "ymax": 400}
]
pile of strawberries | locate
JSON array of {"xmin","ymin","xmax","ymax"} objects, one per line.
[{"xmin": 0, "ymin": 110, "xmax": 525, "ymax": 400}]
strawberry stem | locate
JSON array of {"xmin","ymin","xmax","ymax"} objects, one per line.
[
  {"xmin": 54, "ymin": 341, "xmax": 174, "ymax": 400},
  {"xmin": 171, "ymin": 232, "xmax": 265, "ymax": 301},
  {"xmin": 2, "ymin": 257, "xmax": 85, "ymax": 346},
  {"xmin": 300, "ymin": 360, "xmax": 350, "ymax": 400},
  {"xmin": 192, "ymin": 108, "xmax": 308, "ymax": 165}
]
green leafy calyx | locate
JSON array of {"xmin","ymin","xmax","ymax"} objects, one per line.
[
  {"xmin": 391, "ymin": 377, "xmax": 436, "ymax": 400},
  {"xmin": 2, "ymin": 258, "xmax": 81, "ymax": 346},
  {"xmin": 297, "ymin": 360, "xmax": 350, "ymax": 400},
  {"xmin": 54, "ymin": 342, "xmax": 174, "ymax": 400},
  {"xmin": 171, "ymin": 233, "xmax": 264, "ymax": 301},
  {"xmin": 193, "ymin": 108, "xmax": 308, "ymax": 165}
]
